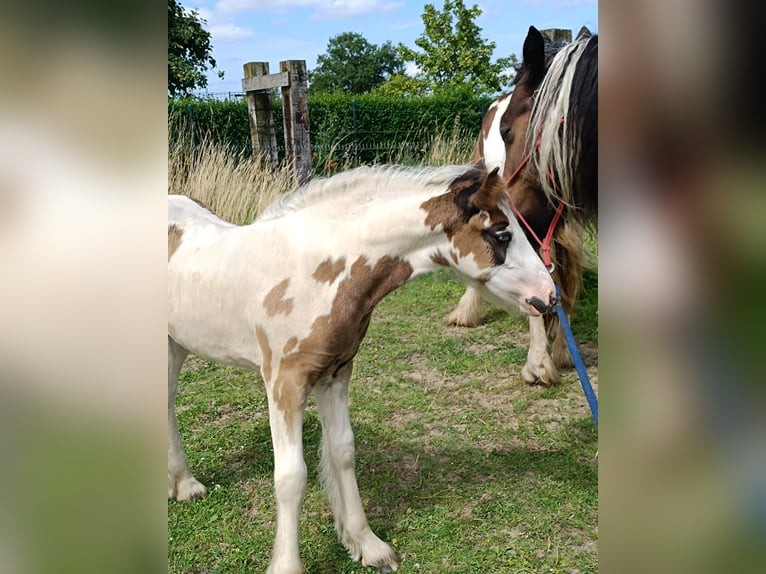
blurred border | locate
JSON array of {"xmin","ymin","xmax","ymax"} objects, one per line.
[
  {"xmin": 0, "ymin": 3, "xmax": 167, "ymax": 574},
  {"xmin": 601, "ymin": 1, "xmax": 766, "ymax": 573}
]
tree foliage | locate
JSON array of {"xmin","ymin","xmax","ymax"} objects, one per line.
[
  {"xmin": 168, "ymin": 0, "xmax": 220, "ymax": 96},
  {"xmin": 394, "ymin": 0, "xmax": 515, "ymax": 96},
  {"xmin": 309, "ymin": 32, "xmax": 405, "ymax": 94}
]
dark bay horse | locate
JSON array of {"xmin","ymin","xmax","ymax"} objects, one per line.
[{"xmin": 447, "ymin": 26, "xmax": 598, "ymax": 385}]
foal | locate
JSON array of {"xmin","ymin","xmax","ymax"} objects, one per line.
[{"xmin": 168, "ymin": 164, "xmax": 555, "ymax": 573}]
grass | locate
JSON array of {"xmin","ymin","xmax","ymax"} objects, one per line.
[
  {"xmin": 168, "ymin": 132, "xmax": 598, "ymax": 573},
  {"xmin": 168, "ymin": 270, "xmax": 598, "ymax": 573}
]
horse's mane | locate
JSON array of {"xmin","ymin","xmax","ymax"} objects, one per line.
[
  {"xmin": 526, "ymin": 34, "xmax": 598, "ymax": 221},
  {"xmin": 257, "ymin": 164, "xmax": 472, "ymax": 221}
]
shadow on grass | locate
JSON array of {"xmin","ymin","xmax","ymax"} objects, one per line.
[{"xmin": 204, "ymin": 409, "xmax": 597, "ymax": 527}]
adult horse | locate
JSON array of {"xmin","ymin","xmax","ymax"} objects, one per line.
[
  {"xmin": 447, "ymin": 26, "xmax": 598, "ymax": 386},
  {"xmin": 168, "ymin": 163, "xmax": 556, "ymax": 573}
]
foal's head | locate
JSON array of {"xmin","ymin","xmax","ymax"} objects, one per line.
[{"xmin": 421, "ymin": 164, "xmax": 556, "ymax": 316}]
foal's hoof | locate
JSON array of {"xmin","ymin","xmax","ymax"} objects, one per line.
[
  {"xmin": 444, "ymin": 311, "xmax": 482, "ymax": 327},
  {"xmin": 171, "ymin": 476, "xmax": 208, "ymax": 501},
  {"xmin": 377, "ymin": 566, "xmax": 394, "ymax": 574}
]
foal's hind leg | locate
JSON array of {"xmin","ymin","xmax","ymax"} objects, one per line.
[
  {"xmin": 445, "ymin": 285, "xmax": 484, "ymax": 327},
  {"xmin": 520, "ymin": 315, "xmax": 560, "ymax": 386},
  {"xmin": 314, "ymin": 362, "xmax": 398, "ymax": 572},
  {"xmin": 167, "ymin": 336, "xmax": 207, "ymax": 501}
]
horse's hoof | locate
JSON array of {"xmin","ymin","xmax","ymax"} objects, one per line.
[
  {"xmin": 377, "ymin": 566, "xmax": 394, "ymax": 574},
  {"xmin": 520, "ymin": 361, "xmax": 560, "ymax": 387}
]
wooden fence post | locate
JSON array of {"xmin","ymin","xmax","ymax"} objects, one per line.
[
  {"xmin": 540, "ymin": 28, "xmax": 572, "ymax": 44},
  {"xmin": 280, "ymin": 60, "xmax": 312, "ymax": 185},
  {"xmin": 242, "ymin": 62, "xmax": 279, "ymax": 169}
]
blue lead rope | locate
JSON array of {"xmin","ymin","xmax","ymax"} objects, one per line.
[{"xmin": 553, "ymin": 287, "xmax": 598, "ymax": 425}]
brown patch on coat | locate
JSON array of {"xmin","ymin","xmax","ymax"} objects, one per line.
[
  {"xmin": 420, "ymin": 167, "xmax": 509, "ymax": 270},
  {"xmin": 312, "ymin": 256, "xmax": 346, "ymax": 284},
  {"xmin": 255, "ymin": 325, "xmax": 273, "ymax": 382},
  {"xmin": 271, "ymin": 255, "xmax": 414, "ymax": 429},
  {"xmin": 430, "ymin": 251, "xmax": 450, "ymax": 267},
  {"xmin": 263, "ymin": 279, "xmax": 294, "ymax": 317},
  {"xmin": 168, "ymin": 224, "xmax": 183, "ymax": 261},
  {"xmin": 283, "ymin": 337, "xmax": 298, "ymax": 355}
]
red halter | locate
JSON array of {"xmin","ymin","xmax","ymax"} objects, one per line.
[{"xmin": 507, "ymin": 118, "xmax": 565, "ymax": 272}]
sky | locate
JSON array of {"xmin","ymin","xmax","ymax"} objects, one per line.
[{"xmin": 179, "ymin": 0, "xmax": 598, "ymax": 95}]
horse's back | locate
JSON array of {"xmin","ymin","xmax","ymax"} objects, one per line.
[{"xmin": 168, "ymin": 194, "xmax": 234, "ymax": 230}]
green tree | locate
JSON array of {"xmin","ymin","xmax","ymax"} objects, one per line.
[
  {"xmin": 309, "ymin": 32, "xmax": 405, "ymax": 94},
  {"xmin": 168, "ymin": 0, "xmax": 221, "ymax": 96},
  {"xmin": 395, "ymin": 0, "xmax": 515, "ymax": 96}
]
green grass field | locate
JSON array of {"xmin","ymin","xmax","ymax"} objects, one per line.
[{"xmin": 168, "ymin": 266, "xmax": 598, "ymax": 573}]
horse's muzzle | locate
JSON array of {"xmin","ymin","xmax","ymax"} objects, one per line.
[{"xmin": 526, "ymin": 293, "xmax": 559, "ymax": 315}]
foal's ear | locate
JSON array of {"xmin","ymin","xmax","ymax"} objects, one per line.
[
  {"xmin": 522, "ymin": 26, "xmax": 546, "ymax": 87},
  {"xmin": 469, "ymin": 167, "xmax": 506, "ymax": 212}
]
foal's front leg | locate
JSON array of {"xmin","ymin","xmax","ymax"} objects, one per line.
[
  {"xmin": 265, "ymin": 371, "xmax": 309, "ymax": 574},
  {"xmin": 520, "ymin": 314, "xmax": 559, "ymax": 386},
  {"xmin": 314, "ymin": 362, "xmax": 398, "ymax": 572}
]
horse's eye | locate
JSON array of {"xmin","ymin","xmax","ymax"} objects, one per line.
[{"xmin": 495, "ymin": 229, "xmax": 512, "ymax": 245}]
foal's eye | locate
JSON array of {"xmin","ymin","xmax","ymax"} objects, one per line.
[{"xmin": 494, "ymin": 229, "xmax": 512, "ymax": 245}]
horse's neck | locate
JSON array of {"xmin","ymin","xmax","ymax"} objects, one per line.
[{"xmin": 259, "ymin": 189, "xmax": 445, "ymax": 278}]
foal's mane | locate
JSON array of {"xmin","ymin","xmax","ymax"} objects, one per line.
[
  {"xmin": 526, "ymin": 34, "xmax": 598, "ymax": 219},
  {"xmin": 257, "ymin": 164, "xmax": 472, "ymax": 221}
]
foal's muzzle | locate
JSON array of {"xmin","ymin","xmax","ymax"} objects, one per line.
[{"xmin": 525, "ymin": 293, "xmax": 559, "ymax": 315}]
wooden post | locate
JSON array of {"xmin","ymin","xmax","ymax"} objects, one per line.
[
  {"xmin": 280, "ymin": 60, "xmax": 312, "ymax": 185},
  {"xmin": 242, "ymin": 62, "xmax": 279, "ymax": 169},
  {"xmin": 540, "ymin": 28, "xmax": 572, "ymax": 44}
]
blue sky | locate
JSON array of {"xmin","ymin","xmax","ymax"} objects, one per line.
[{"xmin": 179, "ymin": 0, "xmax": 598, "ymax": 95}]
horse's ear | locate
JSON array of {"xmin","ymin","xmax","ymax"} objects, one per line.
[
  {"xmin": 469, "ymin": 166, "xmax": 506, "ymax": 212},
  {"xmin": 522, "ymin": 26, "xmax": 546, "ymax": 86}
]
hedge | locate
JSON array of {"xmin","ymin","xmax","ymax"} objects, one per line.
[{"xmin": 168, "ymin": 92, "xmax": 495, "ymax": 166}]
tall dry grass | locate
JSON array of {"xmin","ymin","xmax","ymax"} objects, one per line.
[
  {"xmin": 168, "ymin": 114, "xmax": 475, "ymax": 225},
  {"xmin": 168, "ymin": 115, "xmax": 296, "ymax": 226},
  {"xmin": 421, "ymin": 118, "xmax": 475, "ymax": 166}
]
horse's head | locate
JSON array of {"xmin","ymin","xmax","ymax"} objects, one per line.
[
  {"xmin": 421, "ymin": 164, "xmax": 556, "ymax": 316},
  {"xmin": 473, "ymin": 26, "xmax": 559, "ymax": 242}
]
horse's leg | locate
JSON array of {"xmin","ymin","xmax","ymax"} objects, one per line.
[
  {"xmin": 445, "ymin": 285, "xmax": 484, "ymax": 327},
  {"xmin": 265, "ymin": 372, "xmax": 309, "ymax": 574},
  {"xmin": 521, "ymin": 315, "xmax": 560, "ymax": 386},
  {"xmin": 167, "ymin": 336, "xmax": 207, "ymax": 501},
  {"xmin": 314, "ymin": 362, "xmax": 398, "ymax": 572}
]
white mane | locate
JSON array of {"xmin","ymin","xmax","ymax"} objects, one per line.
[{"xmin": 257, "ymin": 164, "xmax": 472, "ymax": 222}]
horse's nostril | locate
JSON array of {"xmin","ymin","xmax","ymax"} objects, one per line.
[{"xmin": 525, "ymin": 296, "xmax": 549, "ymax": 314}]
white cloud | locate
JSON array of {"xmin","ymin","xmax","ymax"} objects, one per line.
[
  {"xmin": 313, "ymin": 1, "xmax": 403, "ymax": 20},
  {"xmin": 404, "ymin": 62, "xmax": 420, "ymax": 77},
  {"xmin": 213, "ymin": 0, "xmax": 402, "ymax": 19},
  {"xmin": 555, "ymin": 0, "xmax": 596, "ymax": 8},
  {"xmin": 210, "ymin": 23, "xmax": 255, "ymax": 42}
]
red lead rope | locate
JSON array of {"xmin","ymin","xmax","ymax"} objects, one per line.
[{"xmin": 507, "ymin": 118, "xmax": 565, "ymax": 272}]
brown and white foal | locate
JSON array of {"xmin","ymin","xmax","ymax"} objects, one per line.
[{"xmin": 168, "ymin": 164, "xmax": 555, "ymax": 573}]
